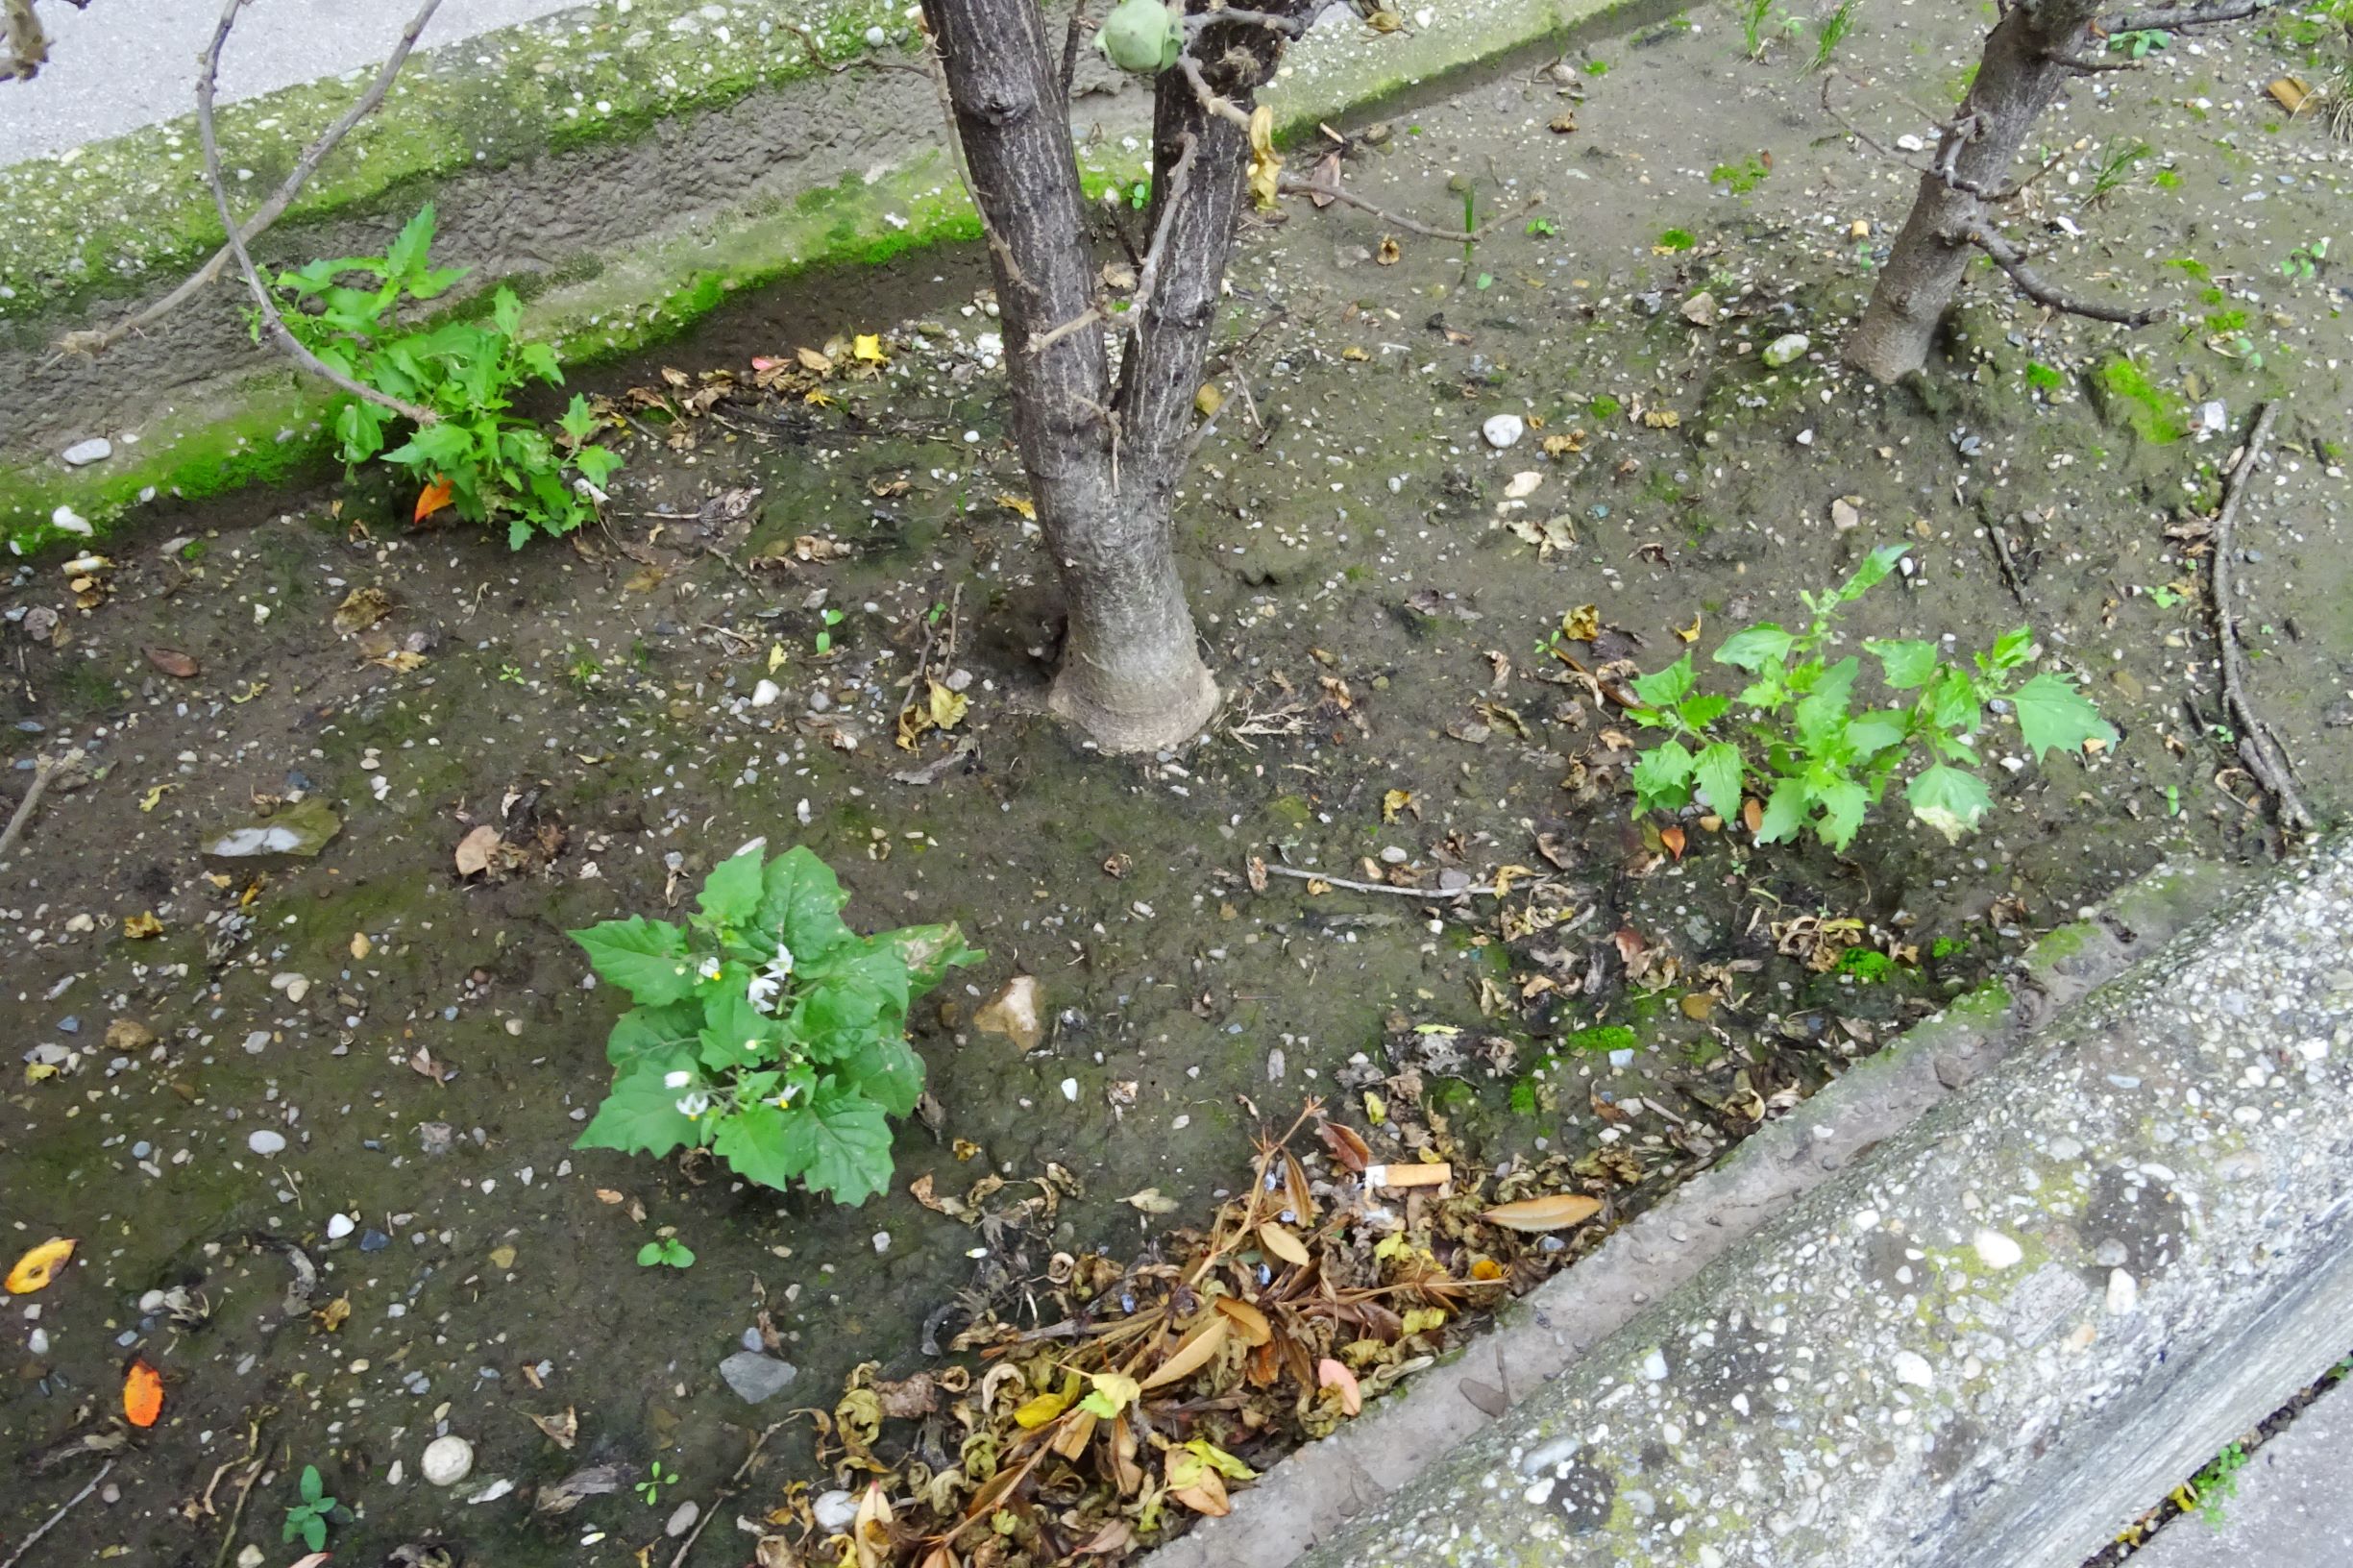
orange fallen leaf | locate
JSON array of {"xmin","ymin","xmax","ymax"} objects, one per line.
[
  {"xmin": 414, "ymin": 476, "xmax": 455, "ymax": 522},
  {"xmin": 123, "ymin": 1356, "xmax": 164, "ymax": 1427},
  {"xmin": 1481, "ymin": 1193, "xmax": 1604, "ymax": 1233},
  {"xmin": 1317, "ymin": 1357, "xmax": 1362, "ymax": 1416},
  {"xmin": 6, "ymin": 1237, "xmax": 75, "ymax": 1294},
  {"xmin": 1661, "ymin": 824, "xmax": 1687, "ymax": 861},
  {"xmin": 1742, "ymin": 796, "xmax": 1764, "ymax": 835}
]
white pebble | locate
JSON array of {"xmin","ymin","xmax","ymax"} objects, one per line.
[
  {"xmin": 326, "ymin": 1213, "xmax": 355, "ymax": 1240},
  {"xmin": 247, "ymin": 1130, "xmax": 287, "ymax": 1156},
  {"xmin": 1973, "ymin": 1230, "xmax": 2023, "ymax": 1269},
  {"xmin": 1481, "ymin": 413, "xmax": 1525, "ymax": 450},
  {"xmin": 1890, "ymin": 1350, "xmax": 1934, "ymax": 1388},
  {"xmin": 421, "ymin": 1434, "xmax": 475, "ymax": 1487}
]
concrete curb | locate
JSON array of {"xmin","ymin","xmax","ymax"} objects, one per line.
[
  {"xmin": 0, "ymin": 0, "xmax": 1634, "ymax": 545},
  {"xmin": 1283, "ymin": 834, "xmax": 2353, "ymax": 1568},
  {"xmin": 1142, "ymin": 852, "xmax": 2251, "ymax": 1568}
]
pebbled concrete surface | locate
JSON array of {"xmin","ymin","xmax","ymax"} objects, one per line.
[
  {"xmin": 0, "ymin": 0, "xmax": 581, "ymax": 165},
  {"xmin": 1291, "ymin": 835, "xmax": 2353, "ymax": 1568},
  {"xmin": 2127, "ymin": 1378, "xmax": 2353, "ymax": 1568}
]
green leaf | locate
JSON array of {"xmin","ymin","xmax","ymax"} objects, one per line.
[
  {"xmin": 385, "ymin": 205, "xmax": 438, "ymax": 286},
  {"xmin": 576, "ymin": 1051, "xmax": 702, "ymax": 1158},
  {"xmin": 1816, "ymin": 779, "xmax": 1870, "ymax": 850},
  {"xmin": 559, "ymin": 393, "xmax": 599, "ymax": 442},
  {"xmin": 712, "ymin": 1099, "xmax": 813, "ymax": 1192},
  {"xmin": 835, "ymin": 1031, "xmax": 927, "ymax": 1117},
  {"xmin": 1630, "ymin": 740, "xmax": 1695, "ymax": 809},
  {"xmin": 304, "ymin": 1515, "xmax": 327, "ymax": 1553},
  {"xmin": 758, "ymin": 847, "xmax": 852, "ymax": 959},
  {"xmin": 877, "ymin": 922, "xmax": 982, "ymax": 993},
  {"xmin": 796, "ymin": 1084, "xmax": 897, "ymax": 1205},
  {"xmin": 1986, "ymin": 625, "xmax": 2036, "ymax": 673},
  {"xmin": 1837, "ymin": 544, "xmax": 1909, "ymax": 602},
  {"xmin": 698, "ymin": 849, "xmax": 766, "ymax": 928},
  {"xmin": 491, "ymin": 285, "xmax": 523, "ymax": 339},
  {"xmin": 1713, "ymin": 623, "xmax": 1795, "ymax": 673},
  {"xmin": 636, "ymin": 1241, "xmax": 665, "ymax": 1266},
  {"xmin": 1756, "ymin": 777, "xmax": 1813, "ymax": 844},
  {"xmin": 1693, "ymin": 742, "xmax": 1745, "ymax": 813},
  {"xmin": 699, "ymin": 987, "xmax": 783, "ymax": 1073},
  {"xmin": 1906, "ymin": 765, "xmax": 1994, "ymax": 843},
  {"xmin": 1630, "ymin": 654, "xmax": 1697, "ymax": 708},
  {"xmin": 1843, "ymin": 710, "xmax": 1910, "ymax": 758},
  {"xmin": 1792, "ymin": 658, "xmax": 1859, "ymax": 747},
  {"xmin": 300, "ymin": 1466, "xmax": 324, "ymax": 1506},
  {"xmin": 2012, "ymin": 673, "xmax": 2117, "ymax": 760},
  {"xmin": 570, "ymin": 916, "xmax": 696, "ymax": 1005},
  {"xmin": 1866, "ymin": 638, "xmax": 1938, "ymax": 689},
  {"xmin": 1679, "ymin": 693, "xmax": 1731, "ymax": 730}
]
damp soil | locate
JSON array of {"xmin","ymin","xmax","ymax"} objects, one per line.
[{"xmin": 4, "ymin": 7, "xmax": 2349, "ymax": 1566}]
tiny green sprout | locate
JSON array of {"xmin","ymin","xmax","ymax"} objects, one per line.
[
  {"xmin": 2146, "ymin": 583, "xmax": 2183, "ymax": 608},
  {"xmin": 1476, "ymin": 272, "xmax": 1495, "ymax": 290},
  {"xmin": 2025, "ymin": 361, "xmax": 2065, "ymax": 393},
  {"xmin": 2281, "ymin": 237, "xmax": 2329, "ymax": 281},
  {"xmin": 637, "ymin": 1236, "xmax": 696, "ymax": 1269},
  {"xmin": 815, "ymin": 605, "xmax": 846, "ymax": 656},
  {"xmin": 2108, "ymin": 27, "xmax": 2170, "ymax": 58},
  {"xmin": 282, "ymin": 1464, "xmax": 338, "ymax": 1554},
  {"xmin": 2166, "ymin": 784, "xmax": 2182, "ymax": 818},
  {"xmin": 637, "ymin": 1461, "xmax": 682, "ymax": 1507},
  {"xmin": 499, "ymin": 663, "xmax": 526, "ymax": 684},
  {"xmin": 1656, "ymin": 228, "xmax": 1697, "ymax": 252},
  {"xmin": 1526, "ymin": 216, "xmax": 1560, "ymax": 237},
  {"xmin": 1582, "ymin": 57, "xmax": 1610, "ymax": 75}
]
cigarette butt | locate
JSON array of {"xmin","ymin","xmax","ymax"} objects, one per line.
[{"xmin": 1364, "ymin": 1162, "xmax": 1452, "ymax": 1189}]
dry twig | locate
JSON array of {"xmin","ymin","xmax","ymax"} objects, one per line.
[
  {"xmin": 1275, "ymin": 179, "xmax": 1541, "ymax": 241},
  {"xmin": 2206, "ymin": 402, "xmax": 2316, "ymax": 834},
  {"xmin": 1260, "ymin": 862, "xmax": 1506, "ymax": 898},
  {"xmin": 0, "ymin": 1460, "xmax": 113, "ymax": 1568}
]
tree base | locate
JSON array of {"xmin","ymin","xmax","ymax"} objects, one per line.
[{"xmin": 1048, "ymin": 658, "xmax": 1220, "ymax": 754}]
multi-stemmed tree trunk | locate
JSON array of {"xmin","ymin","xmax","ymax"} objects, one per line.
[
  {"xmin": 922, "ymin": 0, "xmax": 1305, "ymax": 751},
  {"xmin": 1846, "ymin": 1, "xmax": 2263, "ymax": 381}
]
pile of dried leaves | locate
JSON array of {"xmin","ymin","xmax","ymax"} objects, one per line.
[{"xmin": 752, "ymin": 1100, "xmax": 1623, "ymax": 1567}]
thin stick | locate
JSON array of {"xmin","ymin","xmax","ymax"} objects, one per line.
[
  {"xmin": 0, "ymin": 752, "xmax": 59, "ymax": 863},
  {"xmin": 1261, "ymin": 863, "xmax": 1505, "ymax": 898},
  {"xmin": 667, "ymin": 1422, "xmax": 782, "ymax": 1568},
  {"xmin": 2106, "ymin": 0, "xmax": 2269, "ymax": 33},
  {"xmin": 0, "ymin": 1460, "xmax": 113, "ymax": 1568},
  {"xmin": 208, "ymin": 1458, "xmax": 264, "ymax": 1568},
  {"xmin": 196, "ymin": 0, "xmax": 439, "ymax": 427},
  {"xmin": 2207, "ymin": 402, "xmax": 2316, "ymax": 834},
  {"xmin": 1131, "ymin": 132, "xmax": 1200, "ymax": 317},
  {"xmin": 1987, "ymin": 518, "xmax": 2029, "ymax": 606},
  {"xmin": 54, "ymin": 0, "xmax": 446, "ymax": 360},
  {"xmin": 1964, "ymin": 224, "xmax": 2166, "ymax": 327},
  {"xmin": 1276, "ymin": 179, "xmax": 1541, "ymax": 242},
  {"xmin": 1058, "ymin": 0, "xmax": 1091, "ymax": 104}
]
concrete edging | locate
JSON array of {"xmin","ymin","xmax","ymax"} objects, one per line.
[
  {"xmin": 0, "ymin": 0, "xmax": 1630, "ymax": 545},
  {"xmin": 1143, "ymin": 851, "xmax": 2253, "ymax": 1568}
]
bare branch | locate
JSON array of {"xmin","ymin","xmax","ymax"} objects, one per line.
[
  {"xmin": 2104, "ymin": 1, "xmax": 2270, "ymax": 34},
  {"xmin": 1130, "ymin": 131, "xmax": 1200, "ymax": 316},
  {"xmin": 56, "ymin": 0, "xmax": 447, "ymax": 359},
  {"xmin": 196, "ymin": 0, "xmax": 439, "ymax": 427},
  {"xmin": 1961, "ymin": 223, "xmax": 2167, "ymax": 326},
  {"xmin": 1178, "ymin": 54, "xmax": 1254, "ymax": 129},
  {"xmin": 2048, "ymin": 47, "xmax": 2140, "ymax": 72},
  {"xmin": 1275, "ymin": 178, "xmax": 1540, "ymax": 241},
  {"xmin": 1186, "ymin": 5, "xmax": 1306, "ymax": 36},
  {"xmin": 1026, "ymin": 306, "xmax": 1106, "ymax": 356},
  {"xmin": 1058, "ymin": 0, "xmax": 1091, "ymax": 104},
  {"xmin": 2206, "ymin": 402, "xmax": 2316, "ymax": 834}
]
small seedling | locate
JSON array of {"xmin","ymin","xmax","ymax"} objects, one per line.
[
  {"xmin": 1526, "ymin": 216, "xmax": 1561, "ymax": 236},
  {"xmin": 1738, "ymin": 0, "xmax": 1802, "ymax": 60},
  {"xmin": 2108, "ymin": 26, "xmax": 2171, "ymax": 58},
  {"xmin": 637, "ymin": 1235, "xmax": 696, "ymax": 1269},
  {"xmin": 2025, "ymin": 361, "xmax": 2065, "ymax": 394},
  {"xmin": 1710, "ymin": 156, "xmax": 1771, "ymax": 195},
  {"xmin": 282, "ymin": 1464, "xmax": 338, "ymax": 1554},
  {"xmin": 2085, "ymin": 137, "xmax": 2152, "ymax": 208},
  {"xmin": 499, "ymin": 663, "xmax": 526, "ymax": 684},
  {"xmin": 1655, "ymin": 228, "xmax": 1698, "ymax": 252},
  {"xmin": 636, "ymin": 1462, "xmax": 681, "ymax": 1507},
  {"xmin": 2187, "ymin": 1441, "xmax": 2247, "ymax": 1526},
  {"xmin": 1810, "ymin": 0, "xmax": 1861, "ymax": 71},
  {"xmin": 815, "ymin": 606, "xmax": 846, "ymax": 655},
  {"xmin": 2281, "ymin": 236, "xmax": 2330, "ymax": 280}
]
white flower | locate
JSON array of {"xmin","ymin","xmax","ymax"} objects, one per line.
[
  {"xmin": 674, "ymin": 1090, "xmax": 712, "ymax": 1118},
  {"xmin": 746, "ymin": 971, "xmax": 783, "ymax": 1015},
  {"xmin": 696, "ymin": 955, "xmax": 723, "ymax": 981},
  {"xmin": 663, "ymin": 1069, "xmax": 693, "ymax": 1090},
  {"xmin": 768, "ymin": 943, "xmax": 795, "ymax": 977}
]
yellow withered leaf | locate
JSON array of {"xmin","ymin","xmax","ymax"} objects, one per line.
[
  {"xmin": 1481, "ymin": 1193, "xmax": 1604, "ymax": 1233},
  {"xmin": 1258, "ymin": 1221, "xmax": 1311, "ymax": 1269},
  {"xmin": 1140, "ymin": 1313, "xmax": 1231, "ymax": 1391},
  {"xmin": 6, "ymin": 1237, "xmax": 76, "ymax": 1294}
]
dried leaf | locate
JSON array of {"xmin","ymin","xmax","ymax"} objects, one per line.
[
  {"xmin": 1258, "ymin": 1220, "xmax": 1311, "ymax": 1269},
  {"xmin": 144, "ymin": 647, "xmax": 199, "ymax": 678},
  {"xmin": 527, "ymin": 1407, "xmax": 579, "ymax": 1449},
  {"xmin": 333, "ymin": 586, "xmax": 394, "ymax": 634},
  {"xmin": 1213, "ymin": 1296, "xmax": 1272, "ymax": 1347},
  {"xmin": 1140, "ymin": 1313, "xmax": 1231, "ymax": 1391},
  {"xmin": 1122, "ymin": 1187, "xmax": 1179, "ymax": 1214},
  {"xmin": 1317, "ymin": 1118, "xmax": 1370, "ymax": 1172},
  {"xmin": 1246, "ymin": 105, "xmax": 1281, "ymax": 209},
  {"xmin": 5, "ymin": 1237, "xmax": 75, "ymax": 1294},
  {"xmin": 1661, "ymin": 825, "xmax": 1687, "ymax": 861},
  {"xmin": 1381, "ymin": 788, "xmax": 1414, "ymax": 824},
  {"xmin": 1561, "ymin": 603, "xmax": 1601, "ymax": 642},
  {"xmin": 1376, "ymin": 235, "xmax": 1401, "ymax": 266},
  {"xmin": 311, "ymin": 1294, "xmax": 352, "ymax": 1333},
  {"xmin": 453, "ymin": 825, "xmax": 502, "ymax": 878},
  {"xmin": 1481, "ymin": 1193, "xmax": 1603, "ymax": 1233},
  {"xmin": 414, "ymin": 476, "xmax": 454, "ymax": 522},
  {"xmin": 123, "ymin": 1356, "xmax": 163, "ymax": 1428},
  {"xmin": 927, "ymin": 680, "xmax": 968, "ymax": 732},
  {"xmin": 122, "ymin": 912, "xmax": 164, "ymax": 939}
]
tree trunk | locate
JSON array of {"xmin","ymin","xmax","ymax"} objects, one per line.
[
  {"xmin": 921, "ymin": 0, "xmax": 1293, "ymax": 752},
  {"xmin": 1845, "ymin": 0, "xmax": 2101, "ymax": 381}
]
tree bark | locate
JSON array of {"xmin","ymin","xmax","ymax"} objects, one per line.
[
  {"xmin": 1845, "ymin": 0, "xmax": 2104, "ymax": 381},
  {"xmin": 921, "ymin": 0, "xmax": 1298, "ymax": 751}
]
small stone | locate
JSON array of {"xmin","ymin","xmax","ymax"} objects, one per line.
[
  {"xmin": 1482, "ymin": 413, "xmax": 1525, "ymax": 450},
  {"xmin": 871, "ymin": 1231, "xmax": 891, "ymax": 1255},
  {"xmin": 1762, "ymin": 332, "xmax": 1811, "ymax": 369},
  {"xmin": 421, "ymin": 1434, "xmax": 475, "ymax": 1487},
  {"xmin": 1379, "ymin": 845, "xmax": 1409, "ymax": 865},
  {"xmin": 1890, "ymin": 1350, "xmax": 1934, "ymax": 1388},
  {"xmin": 28, "ymin": 1327, "xmax": 49, "ymax": 1355},
  {"xmin": 750, "ymin": 679, "xmax": 781, "ymax": 708},
  {"xmin": 51, "ymin": 505, "xmax": 93, "ymax": 536},
  {"xmin": 666, "ymin": 1500, "xmax": 700, "ymax": 1537},
  {"xmin": 203, "ymin": 798, "xmax": 342, "ymax": 860},
  {"xmin": 247, "ymin": 1130, "xmax": 287, "ymax": 1156},
  {"xmin": 326, "ymin": 1213, "xmax": 355, "ymax": 1240},
  {"xmin": 1680, "ymin": 291, "xmax": 1719, "ymax": 326},
  {"xmin": 1059, "ymin": 1077, "xmax": 1078, "ymax": 1102},
  {"xmin": 1830, "ymin": 498, "xmax": 1861, "ymax": 531},
  {"xmin": 813, "ymin": 1489, "xmax": 859, "ymax": 1532},
  {"xmin": 1638, "ymin": 1347, "xmax": 1670, "ymax": 1382},
  {"xmin": 237, "ymin": 1547, "xmax": 266, "ymax": 1568},
  {"xmin": 359, "ymin": 1229, "xmax": 391, "ymax": 1252},
  {"xmin": 2106, "ymin": 1268, "xmax": 2140, "ymax": 1314},
  {"xmin": 720, "ymin": 1351, "xmax": 798, "ymax": 1405},
  {"xmin": 61, "ymin": 437, "xmax": 114, "ymax": 467},
  {"xmin": 1973, "ymin": 1230, "xmax": 2023, "ymax": 1269}
]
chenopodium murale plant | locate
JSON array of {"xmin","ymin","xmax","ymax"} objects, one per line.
[
  {"xmin": 1626, "ymin": 545, "xmax": 2117, "ymax": 850},
  {"xmin": 571, "ymin": 845, "xmax": 979, "ymax": 1205}
]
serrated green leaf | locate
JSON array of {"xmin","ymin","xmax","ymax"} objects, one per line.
[
  {"xmin": 1679, "ymin": 692, "xmax": 1731, "ymax": 729},
  {"xmin": 576, "ymin": 1050, "xmax": 702, "ymax": 1158},
  {"xmin": 698, "ymin": 849, "xmax": 766, "ymax": 928},
  {"xmin": 758, "ymin": 847, "xmax": 852, "ymax": 959},
  {"xmin": 385, "ymin": 204, "xmax": 438, "ymax": 286},
  {"xmin": 698, "ymin": 986, "xmax": 782, "ymax": 1072},
  {"xmin": 1843, "ymin": 710, "xmax": 1910, "ymax": 758},
  {"xmin": 1630, "ymin": 654, "xmax": 1697, "ymax": 708},
  {"xmin": 1838, "ymin": 544, "xmax": 1908, "ymax": 602},
  {"xmin": 1713, "ymin": 624, "xmax": 1795, "ymax": 673},
  {"xmin": 571, "ymin": 916, "xmax": 696, "ymax": 1005},
  {"xmin": 875, "ymin": 922, "xmax": 981, "ymax": 993},
  {"xmin": 712, "ymin": 1099, "xmax": 813, "ymax": 1191},
  {"xmin": 1906, "ymin": 765, "xmax": 1994, "ymax": 843},
  {"xmin": 2012, "ymin": 673, "xmax": 2118, "ymax": 760},
  {"xmin": 1866, "ymin": 637, "xmax": 1938, "ymax": 689},
  {"xmin": 1756, "ymin": 777, "xmax": 1813, "ymax": 843},
  {"xmin": 1986, "ymin": 625, "xmax": 2036, "ymax": 673},
  {"xmin": 604, "ymin": 1003, "xmax": 699, "ymax": 1067},
  {"xmin": 1693, "ymin": 742, "xmax": 1745, "ymax": 813},
  {"xmin": 1792, "ymin": 658, "xmax": 1860, "ymax": 747},
  {"xmin": 797, "ymin": 1084, "xmax": 897, "ymax": 1205},
  {"xmin": 1816, "ymin": 779, "xmax": 1870, "ymax": 850},
  {"xmin": 1630, "ymin": 740, "xmax": 1696, "ymax": 809}
]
